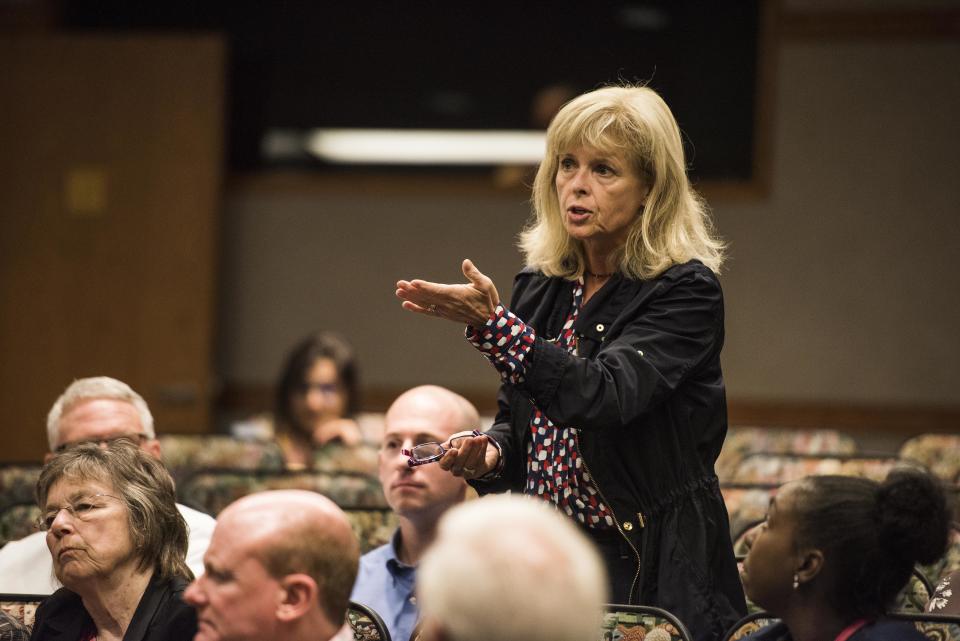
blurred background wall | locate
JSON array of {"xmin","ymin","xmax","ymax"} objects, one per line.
[{"xmin": 1, "ymin": 0, "xmax": 958, "ymax": 461}]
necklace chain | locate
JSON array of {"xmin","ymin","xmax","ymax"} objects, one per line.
[{"xmin": 586, "ymin": 270, "xmax": 614, "ymax": 279}]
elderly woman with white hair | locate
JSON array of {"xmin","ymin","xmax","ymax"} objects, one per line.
[{"xmin": 396, "ymin": 84, "xmax": 745, "ymax": 641}]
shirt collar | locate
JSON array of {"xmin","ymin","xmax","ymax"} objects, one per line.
[{"xmin": 385, "ymin": 529, "xmax": 416, "ymax": 575}]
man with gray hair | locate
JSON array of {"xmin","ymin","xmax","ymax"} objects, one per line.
[
  {"xmin": 417, "ymin": 495, "xmax": 609, "ymax": 641},
  {"xmin": 0, "ymin": 376, "xmax": 215, "ymax": 593}
]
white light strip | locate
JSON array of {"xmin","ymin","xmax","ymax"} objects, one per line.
[{"xmin": 304, "ymin": 129, "xmax": 547, "ymax": 165}]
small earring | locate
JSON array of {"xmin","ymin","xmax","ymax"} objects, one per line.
[{"xmin": 792, "ymin": 573, "xmax": 800, "ymax": 590}]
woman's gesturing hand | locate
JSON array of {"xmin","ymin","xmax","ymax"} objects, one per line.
[
  {"xmin": 396, "ymin": 259, "xmax": 500, "ymax": 327},
  {"xmin": 438, "ymin": 434, "xmax": 499, "ymax": 480}
]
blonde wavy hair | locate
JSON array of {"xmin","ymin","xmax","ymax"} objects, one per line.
[{"xmin": 521, "ymin": 84, "xmax": 725, "ymax": 280}]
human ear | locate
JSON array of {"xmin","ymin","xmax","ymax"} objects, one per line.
[
  {"xmin": 795, "ymin": 548, "xmax": 824, "ymax": 586},
  {"xmin": 276, "ymin": 574, "xmax": 318, "ymax": 622},
  {"xmin": 143, "ymin": 438, "xmax": 163, "ymax": 460}
]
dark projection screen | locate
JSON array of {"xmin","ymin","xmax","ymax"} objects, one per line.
[{"xmin": 64, "ymin": 2, "xmax": 760, "ymax": 180}]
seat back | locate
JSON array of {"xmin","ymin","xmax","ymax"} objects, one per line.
[
  {"xmin": 721, "ymin": 611, "xmax": 780, "ymax": 641},
  {"xmin": 0, "ymin": 594, "xmax": 46, "ymax": 632},
  {"xmin": 347, "ymin": 600, "xmax": 392, "ymax": 641},
  {"xmin": 602, "ymin": 604, "xmax": 693, "ymax": 641},
  {"xmin": 343, "ymin": 507, "xmax": 398, "ymax": 554},
  {"xmin": 158, "ymin": 435, "xmax": 285, "ymax": 483},
  {"xmin": 177, "ymin": 468, "xmax": 387, "ymax": 517},
  {"xmin": 895, "ymin": 569, "xmax": 934, "ymax": 614},
  {"xmin": 0, "ymin": 465, "xmax": 42, "ymax": 508},
  {"xmin": 729, "ymin": 452, "xmax": 901, "ymax": 485},
  {"xmin": 889, "ymin": 611, "xmax": 960, "ymax": 641},
  {"xmin": 721, "ymin": 484, "xmax": 777, "ymax": 540},
  {"xmin": 899, "ymin": 434, "xmax": 960, "ymax": 484},
  {"xmin": 0, "ymin": 502, "xmax": 41, "ymax": 548},
  {"xmin": 0, "ymin": 609, "xmax": 32, "ymax": 641},
  {"xmin": 717, "ymin": 427, "xmax": 857, "ymax": 483},
  {"xmin": 929, "ymin": 570, "xmax": 960, "ymax": 615}
]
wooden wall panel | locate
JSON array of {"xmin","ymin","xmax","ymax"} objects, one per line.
[{"xmin": 0, "ymin": 36, "xmax": 224, "ymax": 461}]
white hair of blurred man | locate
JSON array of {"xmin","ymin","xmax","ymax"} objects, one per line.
[
  {"xmin": 417, "ymin": 494, "xmax": 608, "ymax": 641},
  {"xmin": 46, "ymin": 376, "xmax": 155, "ymax": 449}
]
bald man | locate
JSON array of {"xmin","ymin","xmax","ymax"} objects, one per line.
[
  {"xmin": 184, "ymin": 490, "xmax": 360, "ymax": 641},
  {"xmin": 350, "ymin": 385, "xmax": 476, "ymax": 641}
]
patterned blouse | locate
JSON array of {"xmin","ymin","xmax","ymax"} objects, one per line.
[{"xmin": 468, "ymin": 278, "xmax": 615, "ymax": 529}]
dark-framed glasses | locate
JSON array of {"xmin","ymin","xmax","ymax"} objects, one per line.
[
  {"xmin": 37, "ymin": 493, "xmax": 123, "ymax": 531},
  {"xmin": 402, "ymin": 429, "xmax": 487, "ymax": 467},
  {"xmin": 53, "ymin": 433, "xmax": 149, "ymax": 454}
]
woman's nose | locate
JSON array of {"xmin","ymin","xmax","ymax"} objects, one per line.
[
  {"xmin": 569, "ymin": 168, "xmax": 589, "ymax": 194},
  {"xmin": 49, "ymin": 509, "xmax": 74, "ymax": 535}
]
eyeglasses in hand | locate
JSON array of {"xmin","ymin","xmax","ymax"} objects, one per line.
[{"xmin": 401, "ymin": 429, "xmax": 488, "ymax": 467}]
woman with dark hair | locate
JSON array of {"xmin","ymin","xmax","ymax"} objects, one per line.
[
  {"xmin": 740, "ymin": 469, "xmax": 951, "ymax": 641},
  {"xmin": 272, "ymin": 331, "xmax": 363, "ymax": 469},
  {"xmin": 30, "ymin": 439, "xmax": 196, "ymax": 641}
]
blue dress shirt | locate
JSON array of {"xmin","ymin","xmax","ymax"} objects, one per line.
[{"xmin": 350, "ymin": 530, "xmax": 418, "ymax": 641}]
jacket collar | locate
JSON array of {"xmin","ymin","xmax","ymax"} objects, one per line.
[{"xmin": 42, "ymin": 573, "xmax": 179, "ymax": 641}]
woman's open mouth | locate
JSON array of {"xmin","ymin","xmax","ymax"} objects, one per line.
[{"xmin": 567, "ymin": 206, "xmax": 592, "ymax": 223}]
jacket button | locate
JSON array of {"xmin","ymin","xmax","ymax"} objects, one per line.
[
  {"xmin": 596, "ymin": 323, "xmax": 605, "ymax": 332},
  {"xmin": 623, "ymin": 521, "xmax": 634, "ymax": 531},
  {"xmin": 637, "ymin": 350, "xmax": 644, "ymax": 356}
]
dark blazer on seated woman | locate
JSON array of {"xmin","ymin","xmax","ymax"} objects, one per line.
[{"xmin": 29, "ymin": 574, "xmax": 196, "ymax": 641}]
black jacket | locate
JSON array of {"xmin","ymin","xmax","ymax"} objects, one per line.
[
  {"xmin": 29, "ymin": 574, "xmax": 196, "ymax": 641},
  {"xmin": 472, "ymin": 260, "xmax": 746, "ymax": 641}
]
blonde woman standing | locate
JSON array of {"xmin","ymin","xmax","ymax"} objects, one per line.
[{"xmin": 397, "ymin": 85, "xmax": 745, "ymax": 641}]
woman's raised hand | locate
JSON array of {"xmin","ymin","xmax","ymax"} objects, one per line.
[
  {"xmin": 396, "ymin": 259, "xmax": 500, "ymax": 327},
  {"xmin": 438, "ymin": 434, "xmax": 499, "ymax": 480}
]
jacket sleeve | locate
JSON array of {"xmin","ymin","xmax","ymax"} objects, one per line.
[{"xmin": 518, "ymin": 267, "xmax": 723, "ymax": 431}]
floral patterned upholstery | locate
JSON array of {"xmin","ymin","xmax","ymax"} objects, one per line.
[
  {"xmin": 313, "ymin": 442, "xmax": 380, "ymax": 477},
  {"xmin": 716, "ymin": 428, "xmax": 856, "ymax": 483},
  {"xmin": 178, "ymin": 468, "xmax": 388, "ymax": 517},
  {"xmin": 0, "ymin": 610, "xmax": 30, "ymax": 641},
  {"xmin": 0, "ymin": 595, "xmax": 45, "ymax": 634},
  {"xmin": 0, "ymin": 503, "xmax": 41, "ymax": 548},
  {"xmin": 344, "ymin": 508, "xmax": 398, "ymax": 554},
  {"xmin": 890, "ymin": 611, "xmax": 960, "ymax": 641},
  {"xmin": 897, "ymin": 570, "xmax": 935, "ymax": 613},
  {"xmin": 601, "ymin": 604, "xmax": 693, "ymax": 641},
  {"xmin": 900, "ymin": 435, "xmax": 960, "ymax": 484},
  {"xmin": 929, "ymin": 571, "xmax": 960, "ymax": 615},
  {"xmin": 727, "ymin": 453, "xmax": 900, "ymax": 485},
  {"xmin": 722, "ymin": 486, "xmax": 776, "ymax": 540},
  {"xmin": 159, "ymin": 435, "xmax": 285, "ymax": 484},
  {"xmin": 347, "ymin": 600, "xmax": 391, "ymax": 641},
  {"xmin": 0, "ymin": 465, "xmax": 42, "ymax": 507},
  {"xmin": 721, "ymin": 612, "xmax": 779, "ymax": 641}
]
